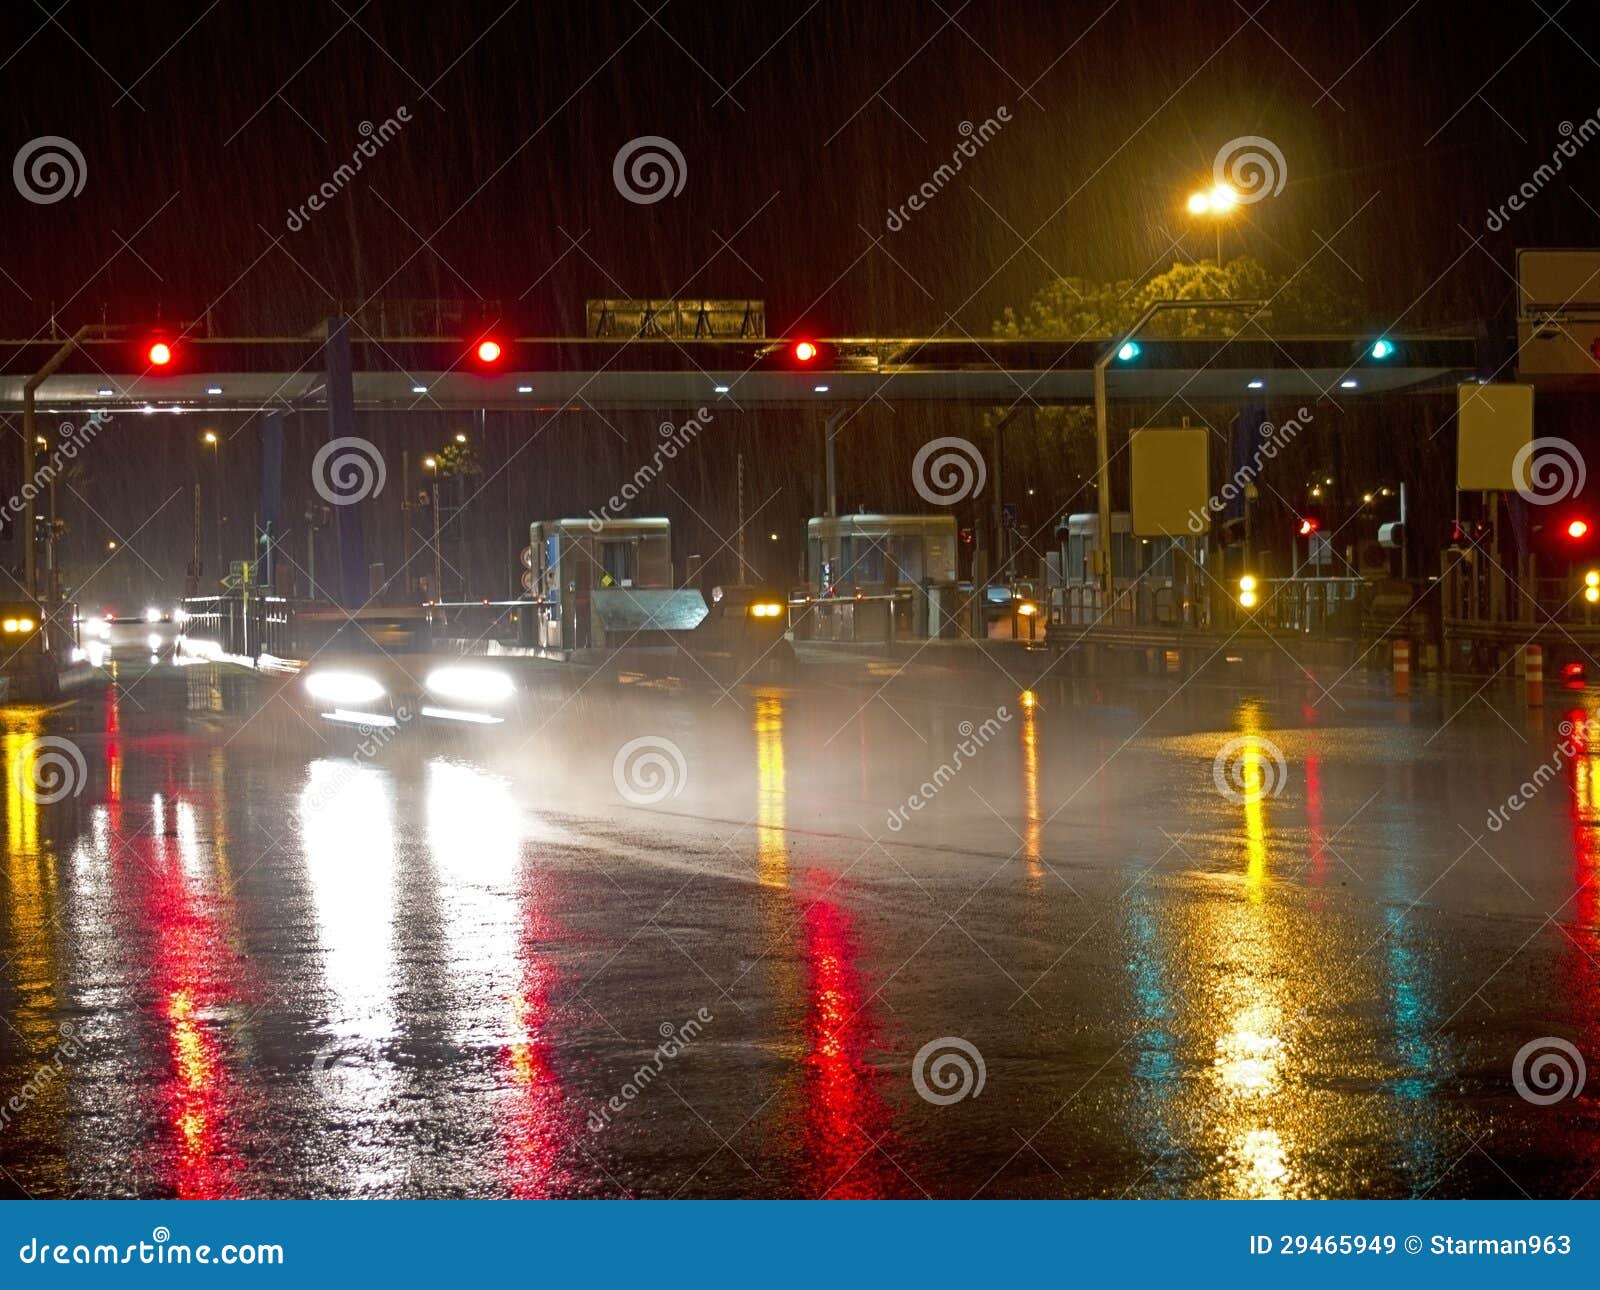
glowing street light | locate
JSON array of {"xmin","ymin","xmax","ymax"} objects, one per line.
[{"xmin": 1186, "ymin": 182, "xmax": 1241, "ymax": 263}]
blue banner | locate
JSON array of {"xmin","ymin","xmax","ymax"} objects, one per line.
[{"xmin": 1, "ymin": 1201, "xmax": 1595, "ymax": 1285}]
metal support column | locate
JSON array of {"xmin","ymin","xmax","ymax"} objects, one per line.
[{"xmin": 823, "ymin": 406, "xmax": 847, "ymax": 518}]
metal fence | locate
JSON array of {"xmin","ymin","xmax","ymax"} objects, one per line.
[
  {"xmin": 1050, "ymin": 575, "xmax": 1368, "ymax": 638},
  {"xmin": 179, "ymin": 594, "xmax": 306, "ymax": 659}
]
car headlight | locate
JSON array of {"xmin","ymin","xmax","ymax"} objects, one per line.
[
  {"xmin": 143, "ymin": 607, "xmax": 161, "ymax": 623},
  {"xmin": 304, "ymin": 671, "xmax": 386, "ymax": 704},
  {"xmin": 425, "ymin": 665, "xmax": 514, "ymax": 704}
]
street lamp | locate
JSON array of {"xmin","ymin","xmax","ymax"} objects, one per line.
[
  {"xmin": 201, "ymin": 430, "xmax": 222, "ymax": 577},
  {"xmin": 1186, "ymin": 182, "xmax": 1240, "ymax": 265},
  {"xmin": 453, "ymin": 432, "xmax": 467, "ymax": 444}
]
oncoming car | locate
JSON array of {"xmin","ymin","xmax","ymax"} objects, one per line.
[{"xmin": 294, "ymin": 609, "xmax": 521, "ymax": 736}]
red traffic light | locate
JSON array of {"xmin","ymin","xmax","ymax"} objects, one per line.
[
  {"xmin": 475, "ymin": 338, "xmax": 503, "ymax": 364},
  {"xmin": 1298, "ymin": 517, "xmax": 1320, "ymax": 536},
  {"xmin": 1569, "ymin": 519, "xmax": 1590, "ymax": 539},
  {"xmin": 148, "ymin": 341, "xmax": 173, "ymax": 367},
  {"xmin": 793, "ymin": 340, "xmax": 818, "ymax": 362}
]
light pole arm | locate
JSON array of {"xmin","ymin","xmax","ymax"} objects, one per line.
[{"xmin": 1092, "ymin": 298, "xmax": 1268, "ymax": 611}]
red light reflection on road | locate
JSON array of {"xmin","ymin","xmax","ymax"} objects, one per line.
[
  {"xmin": 142, "ymin": 798, "xmax": 242, "ymax": 1199},
  {"xmin": 797, "ymin": 881, "xmax": 906, "ymax": 1198},
  {"xmin": 497, "ymin": 872, "xmax": 572, "ymax": 1198}
]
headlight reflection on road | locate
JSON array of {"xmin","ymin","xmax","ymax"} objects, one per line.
[{"xmin": 298, "ymin": 759, "xmax": 399, "ymax": 1130}]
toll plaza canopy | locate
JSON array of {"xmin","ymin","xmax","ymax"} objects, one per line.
[{"xmin": 0, "ymin": 334, "xmax": 1480, "ymax": 415}]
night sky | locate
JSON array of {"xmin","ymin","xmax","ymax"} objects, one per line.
[{"xmin": 4, "ymin": 0, "xmax": 1599, "ymax": 603}]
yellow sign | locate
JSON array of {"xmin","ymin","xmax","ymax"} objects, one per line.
[
  {"xmin": 1456, "ymin": 383, "xmax": 1533, "ymax": 491},
  {"xmin": 1130, "ymin": 427, "xmax": 1210, "ymax": 536}
]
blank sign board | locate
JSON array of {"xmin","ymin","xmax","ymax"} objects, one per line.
[
  {"xmin": 1456, "ymin": 383, "xmax": 1533, "ymax": 491},
  {"xmin": 1130, "ymin": 427, "xmax": 1209, "ymax": 536},
  {"xmin": 1516, "ymin": 249, "xmax": 1600, "ymax": 318}
]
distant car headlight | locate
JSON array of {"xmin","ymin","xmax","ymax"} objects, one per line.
[
  {"xmin": 143, "ymin": 606, "xmax": 160, "ymax": 623},
  {"xmin": 748, "ymin": 601, "xmax": 785, "ymax": 619},
  {"xmin": 304, "ymin": 671, "xmax": 386, "ymax": 704},
  {"xmin": 425, "ymin": 666, "xmax": 514, "ymax": 705}
]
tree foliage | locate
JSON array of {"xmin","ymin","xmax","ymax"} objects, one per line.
[
  {"xmin": 996, "ymin": 255, "xmax": 1355, "ymax": 342},
  {"xmin": 989, "ymin": 256, "xmax": 1357, "ymax": 460}
]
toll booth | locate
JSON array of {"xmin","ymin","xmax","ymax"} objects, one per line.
[
  {"xmin": 800, "ymin": 513, "xmax": 960, "ymax": 642},
  {"xmin": 526, "ymin": 517, "xmax": 674, "ymax": 649},
  {"xmin": 1051, "ymin": 512, "xmax": 1210, "ymax": 628}
]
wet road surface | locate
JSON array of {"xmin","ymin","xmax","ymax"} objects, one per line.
[{"xmin": 2, "ymin": 655, "xmax": 1598, "ymax": 1198}]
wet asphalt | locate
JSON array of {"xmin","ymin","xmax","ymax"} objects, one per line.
[{"xmin": 2, "ymin": 648, "xmax": 1598, "ymax": 1198}]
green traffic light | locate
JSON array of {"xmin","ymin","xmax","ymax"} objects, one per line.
[
  {"xmin": 1117, "ymin": 341, "xmax": 1141, "ymax": 362},
  {"xmin": 1369, "ymin": 338, "xmax": 1395, "ymax": 360}
]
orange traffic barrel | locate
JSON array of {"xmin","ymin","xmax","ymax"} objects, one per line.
[{"xmin": 1393, "ymin": 638, "xmax": 1411, "ymax": 697}]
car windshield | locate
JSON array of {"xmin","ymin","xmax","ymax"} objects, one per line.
[{"xmin": 305, "ymin": 616, "xmax": 430, "ymax": 655}]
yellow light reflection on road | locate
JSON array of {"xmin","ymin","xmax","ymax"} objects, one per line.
[
  {"xmin": 1020, "ymin": 691, "xmax": 1042, "ymax": 881},
  {"xmin": 1240, "ymin": 740, "xmax": 1269, "ymax": 902},
  {"xmin": 4, "ymin": 718, "xmax": 47, "ymax": 859},
  {"xmin": 754, "ymin": 691, "xmax": 787, "ymax": 888}
]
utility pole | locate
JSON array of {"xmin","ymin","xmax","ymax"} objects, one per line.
[
  {"xmin": 401, "ymin": 451, "xmax": 414, "ymax": 597},
  {"xmin": 431, "ymin": 480, "xmax": 443, "ymax": 602},
  {"xmin": 22, "ymin": 325, "xmax": 94, "ymax": 601},
  {"xmin": 737, "ymin": 451, "xmax": 747, "ymax": 582}
]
